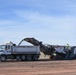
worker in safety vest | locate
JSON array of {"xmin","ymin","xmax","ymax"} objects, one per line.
[
  {"xmin": 67, "ymin": 44, "xmax": 71, "ymax": 51},
  {"xmin": 65, "ymin": 44, "xmax": 71, "ymax": 59}
]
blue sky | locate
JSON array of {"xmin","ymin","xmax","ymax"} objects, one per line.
[{"xmin": 0, "ymin": 0, "xmax": 76, "ymax": 45}]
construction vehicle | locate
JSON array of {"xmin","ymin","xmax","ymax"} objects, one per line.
[
  {"xmin": 19, "ymin": 38, "xmax": 76, "ymax": 60},
  {"xmin": 0, "ymin": 37, "xmax": 76, "ymax": 62},
  {"xmin": 0, "ymin": 41, "xmax": 40, "ymax": 62}
]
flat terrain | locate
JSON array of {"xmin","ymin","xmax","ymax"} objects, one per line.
[{"xmin": 0, "ymin": 59, "xmax": 76, "ymax": 75}]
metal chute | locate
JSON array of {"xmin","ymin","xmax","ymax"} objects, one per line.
[
  {"xmin": 18, "ymin": 38, "xmax": 41, "ymax": 46},
  {"xmin": 18, "ymin": 38, "xmax": 54, "ymax": 55}
]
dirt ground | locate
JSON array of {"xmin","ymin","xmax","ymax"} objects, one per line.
[{"xmin": 0, "ymin": 59, "xmax": 76, "ymax": 75}]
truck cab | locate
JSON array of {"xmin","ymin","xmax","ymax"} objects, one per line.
[
  {"xmin": 0, "ymin": 45, "xmax": 12, "ymax": 55},
  {"xmin": 0, "ymin": 42, "xmax": 15, "ymax": 62}
]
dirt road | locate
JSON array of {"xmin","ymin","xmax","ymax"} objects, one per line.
[{"xmin": 0, "ymin": 59, "xmax": 76, "ymax": 75}]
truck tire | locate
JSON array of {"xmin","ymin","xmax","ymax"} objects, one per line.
[
  {"xmin": 0, "ymin": 55, "xmax": 6, "ymax": 62},
  {"xmin": 21, "ymin": 55, "xmax": 26, "ymax": 61},
  {"xmin": 26, "ymin": 55, "xmax": 32, "ymax": 61},
  {"xmin": 33, "ymin": 55, "xmax": 38, "ymax": 61},
  {"xmin": 16, "ymin": 55, "xmax": 20, "ymax": 61}
]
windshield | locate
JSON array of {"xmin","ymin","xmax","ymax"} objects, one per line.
[{"xmin": 0, "ymin": 45, "xmax": 5, "ymax": 51}]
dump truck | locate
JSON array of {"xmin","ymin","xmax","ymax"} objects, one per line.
[{"xmin": 0, "ymin": 42, "xmax": 40, "ymax": 62}]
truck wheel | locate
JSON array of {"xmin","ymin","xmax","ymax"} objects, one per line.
[
  {"xmin": 0, "ymin": 55, "xmax": 6, "ymax": 62},
  {"xmin": 33, "ymin": 55, "xmax": 38, "ymax": 61},
  {"xmin": 16, "ymin": 55, "xmax": 20, "ymax": 61},
  {"xmin": 21, "ymin": 55, "xmax": 26, "ymax": 61},
  {"xmin": 26, "ymin": 55, "xmax": 32, "ymax": 61}
]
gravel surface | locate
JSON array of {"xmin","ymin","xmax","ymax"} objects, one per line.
[{"xmin": 0, "ymin": 59, "xmax": 76, "ymax": 75}]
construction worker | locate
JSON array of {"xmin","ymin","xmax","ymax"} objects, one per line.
[{"xmin": 65, "ymin": 44, "xmax": 71, "ymax": 59}]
